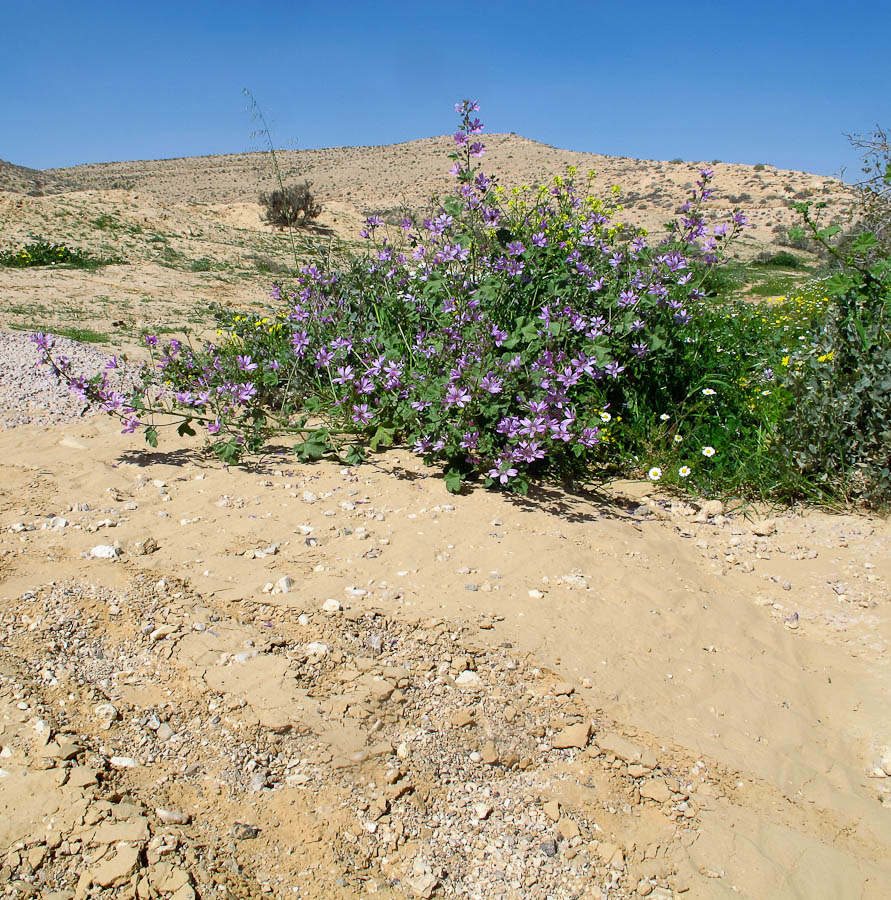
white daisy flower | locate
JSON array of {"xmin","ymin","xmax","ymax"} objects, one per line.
[
  {"xmin": 647, "ymin": 467, "xmax": 662, "ymax": 481},
  {"xmin": 701, "ymin": 446, "xmax": 716, "ymax": 458}
]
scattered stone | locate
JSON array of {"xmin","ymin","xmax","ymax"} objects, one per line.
[
  {"xmin": 639, "ymin": 779, "xmax": 673, "ymax": 803},
  {"xmin": 557, "ymin": 817, "xmax": 580, "ymax": 841},
  {"xmin": 156, "ymin": 808, "xmax": 191, "ymax": 825},
  {"xmin": 68, "ymin": 766, "xmax": 99, "ymax": 789},
  {"xmin": 454, "ymin": 670, "xmax": 482, "ymax": 688},
  {"xmin": 751, "ymin": 520, "xmax": 777, "ymax": 537},
  {"xmin": 542, "ymin": 800, "xmax": 561, "ymax": 822},
  {"xmin": 480, "ymin": 740, "xmax": 499, "ymax": 765},
  {"xmin": 596, "ymin": 841, "xmax": 625, "ymax": 869},
  {"xmin": 448, "ymin": 708, "xmax": 475, "ymax": 727},
  {"xmin": 697, "ymin": 500, "xmax": 724, "ymax": 519},
  {"xmin": 88, "ymin": 845, "xmax": 141, "ymax": 888},
  {"xmin": 552, "ymin": 722, "xmax": 590, "ymax": 750},
  {"xmin": 130, "ymin": 537, "xmax": 159, "ymax": 556},
  {"xmin": 232, "ymin": 822, "xmax": 260, "ymax": 840},
  {"xmin": 90, "ymin": 544, "xmax": 120, "ymax": 559},
  {"xmin": 93, "ymin": 703, "xmax": 119, "ymax": 723},
  {"xmin": 541, "ymin": 839, "xmax": 558, "ymax": 857},
  {"xmin": 93, "ymin": 816, "xmax": 150, "ymax": 843},
  {"xmin": 322, "ymin": 599, "xmax": 342, "ymax": 613}
]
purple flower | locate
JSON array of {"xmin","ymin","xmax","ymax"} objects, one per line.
[
  {"xmin": 519, "ymin": 416, "xmax": 547, "ymax": 438},
  {"xmin": 207, "ymin": 419, "xmax": 221, "ymax": 435},
  {"xmin": 351, "ymin": 403, "xmax": 374, "ymax": 424},
  {"xmin": 480, "ymin": 373, "xmax": 503, "ymax": 394},
  {"xmin": 237, "ymin": 355, "xmax": 258, "ymax": 372},
  {"xmin": 577, "ymin": 428, "xmax": 600, "ymax": 448},
  {"xmin": 333, "ymin": 365, "xmax": 355, "ymax": 385},
  {"xmin": 507, "ymin": 241, "xmax": 525, "ymax": 257},
  {"xmin": 121, "ymin": 415, "xmax": 140, "ymax": 434},
  {"xmin": 235, "ymin": 383, "xmax": 257, "ymax": 403},
  {"xmin": 515, "ymin": 440, "xmax": 546, "ymax": 462},
  {"xmin": 444, "ymin": 384, "xmax": 472, "ymax": 408},
  {"xmin": 144, "ymin": 334, "xmax": 158, "ymax": 347},
  {"xmin": 30, "ymin": 332, "xmax": 55, "ymax": 352},
  {"xmin": 315, "ymin": 346, "xmax": 334, "ymax": 368},
  {"xmin": 483, "ymin": 207, "xmax": 501, "ymax": 227},
  {"xmin": 549, "ymin": 419, "xmax": 573, "ymax": 441},
  {"xmin": 469, "ymin": 142, "xmax": 485, "ymax": 158},
  {"xmin": 291, "ymin": 331, "xmax": 310, "ymax": 357},
  {"xmin": 604, "ymin": 361, "xmax": 626, "ymax": 378},
  {"xmin": 488, "ymin": 461, "xmax": 518, "ymax": 485}
]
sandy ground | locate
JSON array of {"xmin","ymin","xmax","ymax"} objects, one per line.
[
  {"xmin": 0, "ymin": 413, "xmax": 889, "ymax": 899},
  {"xmin": 0, "ymin": 136, "xmax": 888, "ymax": 899}
]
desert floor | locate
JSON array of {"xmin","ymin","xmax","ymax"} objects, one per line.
[{"xmin": 0, "ymin": 137, "xmax": 888, "ymax": 900}]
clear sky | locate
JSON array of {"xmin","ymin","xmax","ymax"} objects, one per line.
[{"xmin": 3, "ymin": 0, "xmax": 888, "ymax": 179}]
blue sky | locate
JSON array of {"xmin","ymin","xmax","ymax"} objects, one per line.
[{"xmin": 3, "ymin": 0, "xmax": 888, "ymax": 178}]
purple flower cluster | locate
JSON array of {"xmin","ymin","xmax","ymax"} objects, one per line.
[{"xmin": 34, "ymin": 100, "xmax": 748, "ymax": 491}]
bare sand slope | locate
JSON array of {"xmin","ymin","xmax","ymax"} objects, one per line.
[{"xmin": 0, "ymin": 410, "xmax": 888, "ymax": 899}]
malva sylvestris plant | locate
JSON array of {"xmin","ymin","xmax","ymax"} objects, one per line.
[{"xmin": 35, "ymin": 100, "xmax": 752, "ymax": 494}]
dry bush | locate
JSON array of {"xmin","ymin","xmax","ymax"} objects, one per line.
[{"xmin": 259, "ymin": 181, "xmax": 322, "ymax": 228}]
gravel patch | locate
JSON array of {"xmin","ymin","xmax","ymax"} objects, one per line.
[{"xmin": 0, "ymin": 329, "xmax": 134, "ymax": 429}]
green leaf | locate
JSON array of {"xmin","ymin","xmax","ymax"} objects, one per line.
[
  {"xmin": 823, "ymin": 273, "xmax": 853, "ymax": 297},
  {"xmin": 851, "ymin": 231, "xmax": 877, "ymax": 254},
  {"xmin": 787, "ymin": 226, "xmax": 807, "ymax": 244},
  {"xmin": 817, "ymin": 225, "xmax": 841, "ymax": 240},
  {"xmin": 293, "ymin": 430, "xmax": 329, "ymax": 461},
  {"xmin": 177, "ymin": 419, "xmax": 196, "ymax": 437},
  {"xmin": 213, "ymin": 439, "xmax": 241, "ymax": 465},
  {"xmin": 444, "ymin": 469, "xmax": 463, "ymax": 493},
  {"xmin": 144, "ymin": 426, "xmax": 158, "ymax": 448},
  {"xmin": 343, "ymin": 445, "xmax": 365, "ymax": 466},
  {"xmin": 370, "ymin": 425, "xmax": 395, "ymax": 452},
  {"xmin": 443, "ymin": 197, "xmax": 463, "ymax": 218},
  {"xmin": 883, "ymin": 162, "xmax": 891, "ymax": 185}
]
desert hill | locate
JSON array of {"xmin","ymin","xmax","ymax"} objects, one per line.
[
  {"xmin": 0, "ymin": 157, "xmax": 83, "ymax": 195},
  {"xmin": 38, "ymin": 133, "xmax": 853, "ymax": 256}
]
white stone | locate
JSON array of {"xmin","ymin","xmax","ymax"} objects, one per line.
[
  {"xmin": 322, "ymin": 599, "xmax": 341, "ymax": 613},
  {"xmin": 91, "ymin": 545, "xmax": 119, "ymax": 559}
]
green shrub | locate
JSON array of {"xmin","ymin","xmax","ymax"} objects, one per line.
[
  {"xmin": 776, "ymin": 203, "xmax": 891, "ymax": 506},
  {"xmin": 753, "ymin": 250, "xmax": 804, "ymax": 269},
  {"xmin": 0, "ymin": 239, "xmax": 118, "ymax": 270}
]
